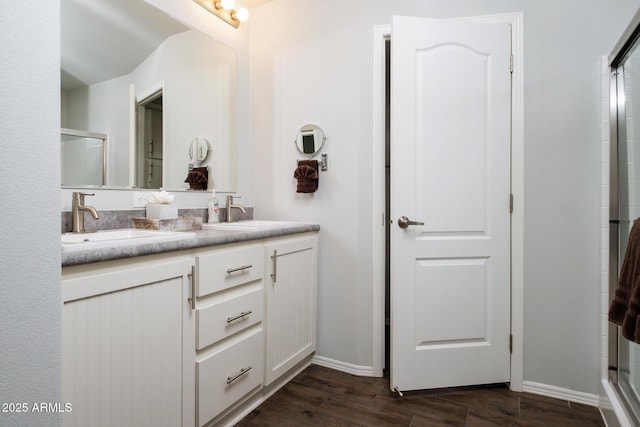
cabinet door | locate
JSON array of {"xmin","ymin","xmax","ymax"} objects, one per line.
[
  {"xmin": 264, "ymin": 234, "xmax": 318, "ymax": 385},
  {"xmin": 62, "ymin": 258, "xmax": 195, "ymax": 427}
]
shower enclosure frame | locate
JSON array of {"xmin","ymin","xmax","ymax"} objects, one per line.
[
  {"xmin": 608, "ymin": 8, "xmax": 640, "ymax": 425},
  {"xmin": 61, "ymin": 128, "xmax": 108, "ymax": 187}
]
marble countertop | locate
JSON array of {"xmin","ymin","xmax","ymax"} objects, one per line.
[{"xmin": 62, "ymin": 222, "xmax": 320, "ymax": 267}]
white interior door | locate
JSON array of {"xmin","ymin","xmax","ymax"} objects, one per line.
[{"xmin": 390, "ymin": 16, "xmax": 512, "ymax": 392}]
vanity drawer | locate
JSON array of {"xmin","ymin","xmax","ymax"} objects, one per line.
[
  {"xmin": 197, "ymin": 328, "xmax": 264, "ymax": 426},
  {"xmin": 196, "ymin": 285, "xmax": 263, "ymax": 350},
  {"xmin": 196, "ymin": 244, "xmax": 264, "ymax": 297}
]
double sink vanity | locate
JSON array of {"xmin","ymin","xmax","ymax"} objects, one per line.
[
  {"xmin": 60, "ymin": 0, "xmax": 319, "ymax": 423},
  {"xmin": 61, "ymin": 216, "xmax": 319, "ymax": 426}
]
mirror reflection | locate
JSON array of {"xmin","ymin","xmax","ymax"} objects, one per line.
[
  {"xmin": 189, "ymin": 137, "xmax": 210, "ymax": 165},
  {"xmin": 61, "ymin": 128, "xmax": 107, "ymax": 186},
  {"xmin": 295, "ymin": 124, "xmax": 326, "ymax": 156},
  {"xmin": 60, "ymin": 0, "xmax": 237, "ymax": 191},
  {"xmin": 136, "ymin": 90, "xmax": 164, "ymax": 189}
]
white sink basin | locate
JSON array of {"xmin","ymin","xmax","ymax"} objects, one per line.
[
  {"xmin": 202, "ymin": 220, "xmax": 297, "ymax": 231},
  {"xmin": 62, "ymin": 228, "xmax": 195, "ymax": 251}
]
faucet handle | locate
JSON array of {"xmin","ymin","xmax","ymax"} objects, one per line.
[{"xmin": 73, "ymin": 191, "xmax": 95, "ymax": 203}]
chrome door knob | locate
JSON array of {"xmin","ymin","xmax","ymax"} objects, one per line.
[{"xmin": 398, "ymin": 216, "xmax": 425, "ymax": 229}]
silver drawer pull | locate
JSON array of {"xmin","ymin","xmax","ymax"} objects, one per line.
[
  {"xmin": 271, "ymin": 250, "xmax": 277, "ymax": 283},
  {"xmin": 226, "ymin": 264, "xmax": 253, "ymax": 275},
  {"xmin": 226, "ymin": 310, "xmax": 252, "ymax": 323},
  {"xmin": 226, "ymin": 366, "xmax": 252, "ymax": 385},
  {"xmin": 188, "ymin": 265, "xmax": 196, "ymax": 310}
]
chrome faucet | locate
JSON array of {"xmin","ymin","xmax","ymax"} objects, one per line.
[
  {"xmin": 225, "ymin": 195, "xmax": 246, "ymax": 223},
  {"xmin": 71, "ymin": 192, "xmax": 100, "ymax": 233}
]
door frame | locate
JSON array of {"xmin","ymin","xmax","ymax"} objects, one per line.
[{"xmin": 371, "ymin": 12, "xmax": 524, "ymax": 391}]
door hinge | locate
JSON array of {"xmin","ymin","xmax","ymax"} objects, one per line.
[
  {"xmin": 509, "ymin": 194, "xmax": 514, "ymax": 213},
  {"xmin": 510, "ymin": 54, "xmax": 514, "ymax": 73},
  {"xmin": 509, "ymin": 334, "xmax": 513, "ymax": 353}
]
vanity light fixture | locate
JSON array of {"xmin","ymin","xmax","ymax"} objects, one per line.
[{"xmin": 193, "ymin": 0, "xmax": 249, "ymax": 29}]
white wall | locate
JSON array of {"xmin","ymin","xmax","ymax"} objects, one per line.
[
  {"xmin": 522, "ymin": 0, "xmax": 637, "ymax": 396},
  {"xmin": 250, "ymin": 0, "xmax": 639, "ymax": 396},
  {"xmin": 0, "ymin": 2, "xmax": 62, "ymax": 426}
]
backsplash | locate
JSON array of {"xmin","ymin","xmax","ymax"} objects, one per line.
[{"xmin": 61, "ymin": 207, "xmax": 253, "ymax": 233}]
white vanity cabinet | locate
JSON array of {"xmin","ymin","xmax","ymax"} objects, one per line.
[
  {"xmin": 193, "ymin": 233, "xmax": 318, "ymax": 425},
  {"xmin": 61, "ymin": 254, "xmax": 196, "ymax": 427},
  {"xmin": 264, "ymin": 234, "xmax": 318, "ymax": 386},
  {"xmin": 61, "ymin": 228, "xmax": 318, "ymax": 427},
  {"xmin": 194, "ymin": 243, "xmax": 265, "ymax": 427}
]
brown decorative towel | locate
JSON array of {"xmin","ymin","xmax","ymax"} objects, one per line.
[
  {"xmin": 298, "ymin": 160, "xmax": 319, "ymax": 175},
  {"xmin": 294, "ymin": 160, "xmax": 319, "ymax": 193},
  {"xmin": 184, "ymin": 167, "xmax": 208, "ymax": 190},
  {"xmin": 609, "ymin": 218, "xmax": 640, "ymax": 343}
]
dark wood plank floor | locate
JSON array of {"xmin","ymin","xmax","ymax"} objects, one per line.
[{"xmin": 236, "ymin": 365, "xmax": 605, "ymax": 426}]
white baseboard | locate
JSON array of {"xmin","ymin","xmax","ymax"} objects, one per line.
[
  {"xmin": 523, "ymin": 381, "xmax": 599, "ymax": 407},
  {"xmin": 309, "ymin": 360, "xmax": 601, "ymax": 410},
  {"xmin": 312, "ymin": 355, "xmax": 376, "ymax": 377}
]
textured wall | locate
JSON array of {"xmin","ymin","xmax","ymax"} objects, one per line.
[{"xmin": 0, "ymin": 1, "xmax": 62, "ymax": 426}]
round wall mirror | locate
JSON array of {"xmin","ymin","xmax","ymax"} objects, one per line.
[
  {"xmin": 295, "ymin": 124, "xmax": 326, "ymax": 156},
  {"xmin": 189, "ymin": 137, "xmax": 209, "ymax": 164}
]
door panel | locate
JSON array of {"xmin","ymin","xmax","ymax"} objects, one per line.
[
  {"xmin": 416, "ymin": 44, "xmax": 489, "ymax": 233},
  {"xmin": 415, "ymin": 257, "xmax": 488, "ymax": 344},
  {"xmin": 391, "ymin": 16, "xmax": 511, "ymax": 391}
]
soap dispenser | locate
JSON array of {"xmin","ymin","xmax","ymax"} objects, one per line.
[{"xmin": 208, "ymin": 190, "xmax": 220, "ymax": 223}]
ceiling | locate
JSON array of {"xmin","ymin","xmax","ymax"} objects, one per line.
[
  {"xmin": 61, "ymin": 0, "xmax": 273, "ymax": 92},
  {"xmin": 61, "ymin": 0, "xmax": 189, "ymax": 90}
]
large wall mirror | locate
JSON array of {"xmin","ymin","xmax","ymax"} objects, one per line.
[{"xmin": 61, "ymin": 0, "xmax": 237, "ymax": 191}]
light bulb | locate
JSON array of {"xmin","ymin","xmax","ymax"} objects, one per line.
[
  {"xmin": 235, "ymin": 7, "xmax": 249, "ymax": 22},
  {"xmin": 220, "ymin": 0, "xmax": 234, "ymax": 10}
]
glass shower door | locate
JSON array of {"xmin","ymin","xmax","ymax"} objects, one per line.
[
  {"xmin": 612, "ymin": 25, "xmax": 640, "ymax": 423},
  {"xmin": 61, "ymin": 128, "xmax": 107, "ymax": 186}
]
